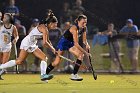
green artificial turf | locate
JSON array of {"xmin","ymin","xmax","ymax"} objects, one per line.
[{"xmin": 0, "ymin": 74, "xmax": 140, "ymax": 93}]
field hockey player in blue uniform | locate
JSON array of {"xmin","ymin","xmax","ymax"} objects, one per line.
[{"xmin": 45, "ymin": 14, "xmax": 91, "ymax": 81}]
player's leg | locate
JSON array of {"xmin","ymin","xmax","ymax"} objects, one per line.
[
  {"xmin": 0, "ymin": 49, "xmax": 28, "ymax": 69},
  {"xmin": 0, "ymin": 53, "xmax": 3, "ymax": 64},
  {"xmin": 0, "ymin": 53, "xmax": 2, "ymax": 64},
  {"xmin": 44, "ymin": 36, "xmax": 70, "ymax": 80},
  {"xmin": 0, "ymin": 52, "xmax": 10, "ymax": 80},
  {"xmin": 46, "ymin": 50, "xmax": 64, "ymax": 74},
  {"xmin": 2, "ymin": 52, "xmax": 11, "ymax": 64},
  {"xmin": 45, "ymin": 50, "xmax": 64, "ymax": 76},
  {"xmin": 69, "ymin": 46, "xmax": 84, "ymax": 81},
  {"xmin": 33, "ymin": 48, "xmax": 55, "ymax": 80},
  {"xmin": 0, "ymin": 53, "xmax": 3, "ymax": 80},
  {"xmin": 33, "ymin": 48, "xmax": 47, "ymax": 74}
]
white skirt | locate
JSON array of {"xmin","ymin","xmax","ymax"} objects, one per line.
[
  {"xmin": 0, "ymin": 43, "xmax": 12, "ymax": 52},
  {"xmin": 20, "ymin": 36, "xmax": 38, "ymax": 53}
]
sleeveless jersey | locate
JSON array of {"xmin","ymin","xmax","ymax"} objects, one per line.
[
  {"xmin": 63, "ymin": 24, "xmax": 85, "ymax": 42},
  {"xmin": 0, "ymin": 25, "xmax": 14, "ymax": 46},
  {"xmin": 28, "ymin": 26, "xmax": 43, "ymax": 43}
]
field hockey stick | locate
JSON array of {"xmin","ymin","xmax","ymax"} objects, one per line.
[
  {"xmin": 59, "ymin": 55, "xmax": 90, "ymax": 70},
  {"xmin": 14, "ymin": 43, "xmax": 19, "ymax": 74},
  {"xmin": 87, "ymin": 49, "xmax": 97, "ymax": 80}
]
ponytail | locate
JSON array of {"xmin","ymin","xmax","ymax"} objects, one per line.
[{"xmin": 40, "ymin": 9, "xmax": 58, "ymax": 25}]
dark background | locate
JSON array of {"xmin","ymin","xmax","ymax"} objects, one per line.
[{"xmin": 0, "ymin": 0, "xmax": 140, "ymax": 31}]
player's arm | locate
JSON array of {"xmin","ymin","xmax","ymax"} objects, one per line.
[
  {"xmin": 46, "ymin": 30, "xmax": 53, "ymax": 46},
  {"xmin": 39, "ymin": 25, "xmax": 55, "ymax": 53},
  {"xmin": 71, "ymin": 26, "xmax": 90, "ymax": 56},
  {"xmin": 12, "ymin": 25, "xmax": 19, "ymax": 44},
  {"xmin": 46, "ymin": 28, "xmax": 54, "ymax": 48},
  {"xmin": 83, "ymin": 27, "xmax": 90, "ymax": 50}
]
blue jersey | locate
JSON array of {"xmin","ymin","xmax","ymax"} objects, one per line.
[
  {"xmin": 57, "ymin": 24, "xmax": 85, "ymax": 51},
  {"xmin": 63, "ymin": 24, "xmax": 85, "ymax": 42}
]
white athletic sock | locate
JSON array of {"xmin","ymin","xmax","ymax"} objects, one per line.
[
  {"xmin": 40, "ymin": 60, "xmax": 47, "ymax": 75},
  {"xmin": 0, "ymin": 60, "xmax": 16, "ymax": 69}
]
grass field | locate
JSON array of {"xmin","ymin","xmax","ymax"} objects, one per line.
[{"xmin": 0, "ymin": 74, "xmax": 140, "ymax": 93}]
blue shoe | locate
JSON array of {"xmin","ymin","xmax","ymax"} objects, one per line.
[{"xmin": 41, "ymin": 74, "xmax": 54, "ymax": 81}]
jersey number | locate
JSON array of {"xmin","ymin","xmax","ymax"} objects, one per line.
[{"xmin": 4, "ymin": 34, "xmax": 8, "ymax": 43}]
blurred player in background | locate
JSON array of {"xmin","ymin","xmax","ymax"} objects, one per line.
[{"xmin": 0, "ymin": 13, "xmax": 19, "ymax": 80}]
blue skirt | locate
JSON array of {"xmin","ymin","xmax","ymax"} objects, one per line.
[{"xmin": 57, "ymin": 37, "xmax": 74, "ymax": 51}]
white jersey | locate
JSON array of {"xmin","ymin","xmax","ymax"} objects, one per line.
[
  {"xmin": 20, "ymin": 26, "xmax": 43, "ymax": 52},
  {"xmin": 0, "ymin": 24, "xmax": 14, "ymax": 52},
  {"xmin": 28, "ymin": 26, "xmax": 43, "ymax": 43},
  {"xmin": 0, "ymin": 25, "xmax": 14, "ymax": 46}
]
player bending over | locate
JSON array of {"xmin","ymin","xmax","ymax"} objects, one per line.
[{"xmin": 45, "ymin": 14, "xmax": 91, "ymax": 81}]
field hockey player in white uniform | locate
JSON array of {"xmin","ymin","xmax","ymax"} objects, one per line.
[
  {"xmin": 0, "ymin": 13, "xmax": 19, "ymax": 80},
  {"xmin": 0, "ymin": 10, "xmax": 57, "ymax": 81}
]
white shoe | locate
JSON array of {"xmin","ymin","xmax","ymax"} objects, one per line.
[{"xmin": 70, "ymin": 74, "xmax": 83, "ymax": 81}]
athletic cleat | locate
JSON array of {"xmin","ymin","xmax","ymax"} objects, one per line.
[
  {"xmin": 41, "ymin": 74, "xmax": 54, "ymax": 81},
  {"xmin": 0, "ymin": 75, "xmax": 4, "ymax": 80},
  {"xmin": 70, "ymin": 74, "xmax": 83, "ymax": 81}
]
